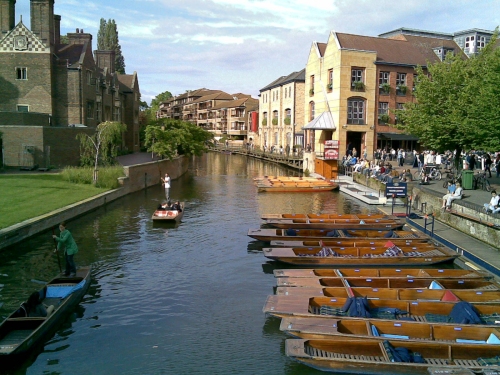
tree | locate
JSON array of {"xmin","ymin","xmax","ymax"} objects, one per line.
[
  {"xmin": 76, "ymin": 121, "xmax": 126, "ymax": 184},
  {"xmin": 397, "ymin": 32, "xmax": 500, "ymax": 164},
  {"xmin": 97, "ymin": 18, "xmax": 126, "ymax": 74},
  {"xmin": 144, "ymin": 119, "xmax": 213, "ymax": 160},
  {"xmin": 141, "ymin": 90, "xmax": 173, "ymax": 124}
]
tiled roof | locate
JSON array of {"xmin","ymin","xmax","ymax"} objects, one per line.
[
  {"xmin": 336, "ymin": 32, "xmax": 465, "ymax": 66},
  {"xmin": 191, "ymin": 92, "xmax": 233, "ymax": 104},
  {"xmin": 56, "ymin": 43, "xmax": 86, "ymax": 67},
  {"xmin": 211, "ymin": 97, "xmax": 258, "ymax": 110},
  {"xmin": 260, "ymin": 68, "xmax": 305, "ymax": 92},
  {"xmin": 317, "ymin": 42, "xmax": 327, "ymax": 57}
]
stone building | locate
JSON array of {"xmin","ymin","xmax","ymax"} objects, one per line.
[{"xmin": 0, "ymin": 0, "xmax": 141, "ymax": 168}]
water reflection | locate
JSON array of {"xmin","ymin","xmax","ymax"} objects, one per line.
[{"xmin": 0, "ymin": 153, "xmax": 391, "ymax": 375}]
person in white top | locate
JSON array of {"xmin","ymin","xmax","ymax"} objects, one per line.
[
  {"xmin": 161, "ymin": 173, "xmax": 171, "ymax": 200},
  {"xmin": 442, "ymin": 182, "xmax": 463, "ymax": 210},
  {"xmin": 484, "ymin": 190, "xmax": 500, "ymax": 213}
]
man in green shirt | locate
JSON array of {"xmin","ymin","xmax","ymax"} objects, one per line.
[{"xmin": 52, "ymin": 221, "xmax": 78, "ymax": 277}]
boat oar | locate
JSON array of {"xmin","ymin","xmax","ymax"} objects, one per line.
[{"xmin": 52, "ymin": 227, "xmax": 62, "ymax": 273}]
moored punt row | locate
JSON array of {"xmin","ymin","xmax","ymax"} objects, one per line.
[
  {"xmin": 273, "ymin": 267, "xmax": 492, "ymax": 279},
  {"xmin": 263, "ymin": 295, "xmax": 500, "ymax": 326},
  {"xmin": 262, "ymin": 213, "xmax": 394, "ymax": 220},
  {"xmin": 248, "ymin": 228, "xmax": 424, "ymax": 242},
  {"xmin": 264, "ymin": 218, "xmax": 405, "ymax": 230},
  {"xmin": 270, "ymin": 238, "xmax": 433, "ymax": 247},
  {"xmin": 256, "ymin": 182, "xmax": 339, "ymax": 193},
  {"xmin": 275, "ymin": 286, "xmax": 500, "ymax": 303},
  {"xmin": 275, "ymin": 277, "xmax": 499, "ymax": 290},
  {"xmin": 281, "ymin": 316, "xmax": 500, "ymax": 343},
  {"xmin": 285, "ymin": 337, "xmax": 500, "ymax": 375},
  {"xmin": 263, "ymin": 245, "xmax": 459, "ymax": 266}
]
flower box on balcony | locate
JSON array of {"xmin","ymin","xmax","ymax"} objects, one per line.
[
  {"xmin": 284, "ymin": 117, "xmax": 291, "ymax": 125},
  {"xmin": 352, "ymin": 81, "xmax": 365, "ymax": 91},
  {"xmin": 309, "ymin": 88, "xmax": 314, "ymax": 96},
  {"xmin": 327, "ymin": 83, "xmax": 333, "ymax": 91},
  {"xmin": 378, "ymin": 113, "xmax": 390, "ymax": 124},
  {"xmin": 397, "ymin": 85, "xmax": 407, "ymax": 95},
  {"xmin": 272, "ymin": 118, "xmax": 278, "ymax": 125},
  {"xmin": 262, "ymin": 118, "xmax": 267, "ymax": 126},
  {"xmin": 379, "ymin": 83, "xmax": 391, "ymax": 94}
]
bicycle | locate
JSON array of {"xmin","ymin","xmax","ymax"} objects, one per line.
[
  {"xmin": 474, "ymin": 171, "xmax": 492, "ymax": 192},
  {"xmin": 442, "ymin": 171, "xmax": 462, "ymax": 188},
  {"xmin": 413, "ymin": 164, "xmax": 442, "ymax": 181}
]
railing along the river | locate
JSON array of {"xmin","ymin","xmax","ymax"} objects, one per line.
[{"xmin": 209, "ymin": 145, "xmax": 304, "ymax": 170}]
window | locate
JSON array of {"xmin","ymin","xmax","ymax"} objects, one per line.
[
  {"xmin": 351, "ymin": 68, "xmax": 363, "ymax": 84},
  {"xmin": 309, "ymin": 101, "xmax": 315, "ymax": 121},
  {"xmin": 347, "ymin": 99, "xmax": 365, "ymax": 125},
  {"xmin": 274, "ymin": 132, "xmax": 278, "ymax": 146},
  {"xmin": 87, "ymin": 101, "xmax": 94, "ymax": 119},
  {"xmin": 289, "ymin": 87, "xmax": 291, "ymax": 97},
  {"xmin": 310, "ymin": 75, "xmax": 314, "ymax": 95},
  {"xmin": 272, "ymin": 110, "xmax": 278, "ymax": 125},
  {"xmin": 396, "ymin": 73, "xmax": 407, "ymax": 86},
  {"xmin": 284, "ymin": 87, "xmax": 287, "ymax": 99},
  {"xmin": 16, "ymin": 67, "xmax": 27, "ymax": 80},
  {"xmin": 17, "ymin": 105, "xmax": 29, "ymax": 112},
  {"xmin": 96, "ymin": 104, "xmax": 101, "ymax": 122},
  {"xmin": 395, "ymin": 103, "xmax": 405, "ymax": 124},
  {"xmin": 379, "ymin": 71, "xmax": 389, "ymax": 85},
  {"xmin": 328, "ymin": 69, "xmax": 333, "ymax": 90},
  {"xmin": 284, "ymin": 109, "xmax": 291, "ymax": 125},
  {"xmin": 87, "ymin": 70, "xmax": 92, "ymax": 85},
  {"xmin": 378, "ymin": 102, "xmax": 389, "ymax": 124}
]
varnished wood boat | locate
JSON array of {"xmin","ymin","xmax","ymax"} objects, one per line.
[
  {"xmin": 263, "ymin": 295, "xmax": 500, "ymax": 326},
  {"xmin": 270, "ymin": 238, "xmax": 433, "ymax": 247},
  {"xmin": 264, "ymin": 218, "xmax": 405, "ymax": 230},
  {"xmin": 273, "ymin": 268, "xmax": 492, "ymax": 280},
  {"xmin": 254, "ymin": 176, "xmax": 323, "ymax": 182},
  {"xmin": 275, "ymin": 276, "xmax": 499, "ymax": 290},
  {"xmin": 281, "ymin": 316, "xmax": 500, "ymax": 343},
  {"xmin": 256, "ymin": 181, "xmax": 339, "ymax": 193},
  {"xmin": 263, "ymin": 245, "xmax": 459, "ymax": 267},
  {"xmin": 0, "ymin": 267, "xmax": 91, "ymax": 359},
  {"xmin": 151, "ymin": 202, "xmax": 184, "ymax": 222},
  {"xmin": 285, "ymin": 337, "xmax": 500, "ymax": 375},
  {"xmin": 262, "ymin": 213, "xmax": 392, "ymax": 220},
  {"xmin": 275, "ymin": 286, "xmax": 500, "ymax": 303},
  {"xmin": 248, "ymin": 228, "xmax": 423, "ymax": 242}
]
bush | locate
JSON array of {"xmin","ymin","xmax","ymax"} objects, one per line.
[
  {"xmin": 61, "ymin": 166, "xmax": 125, "ymax": 189},
  {"xmin": 304, "ymin": 168, "xmax": 311, "ymax": 177}
]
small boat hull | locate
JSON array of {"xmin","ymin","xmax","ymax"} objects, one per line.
[{"xmin": 151, "ymin": 202, "xmax": 184, "ymax": 222}]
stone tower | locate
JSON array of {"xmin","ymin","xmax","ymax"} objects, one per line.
[
  {"xmin": 0, "ymin": 0, "xmax": 15, "ymax": 38},
  {"xmin": 30, "ymin": 0, "xmax": 54, "ymax": 47}
]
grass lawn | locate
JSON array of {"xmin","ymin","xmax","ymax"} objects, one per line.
[{"xmin": 0, "ymin": 174, "xmax": 109, "ymax": 229}]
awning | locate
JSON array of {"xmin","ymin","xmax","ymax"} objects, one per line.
[
  {"xmin": 302, "ymin": 111, "xmax": 336, "ymax": 130},
  {"xmin": 378, "ymin": 132, "xmax": 419, "ymax": 141}
]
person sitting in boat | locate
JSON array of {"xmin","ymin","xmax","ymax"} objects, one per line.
[
  {"xmin": 172, "ymin": 201, "xmax": 182, "ymax": 212},
  {"xmin": 157, "ymin": 201, "xmax": 169, "ymax": 211},
  {"xmin": 23, "ymin": 290, "xmax": 55, "ymax": 317}
]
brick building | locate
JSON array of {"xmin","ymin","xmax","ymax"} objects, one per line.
[{"xmin": 0, "ymin": 0, "xmax": 141, "ymax": 168}]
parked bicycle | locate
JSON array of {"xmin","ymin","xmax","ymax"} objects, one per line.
[
  {"xmin": 474, "ymin": 171, "xmax": 492, "ymax": 192},
  {"xmin": 442, "ymin": 171, "xmax": 462, "ymax": 188},
  {"xmin": 413, "ymin": 164, "xmax": 442, "ymax": 181}
]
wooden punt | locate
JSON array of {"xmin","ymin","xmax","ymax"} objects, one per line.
[
  {"xmin": 263, "ymin": 295, "xmax": 500, "ymax": 326},
  {"xmin": 254, "ymin": 176, "xmax": 323, "ymax": 182},
  {"xmin": 0, "ymin": 267, "xmax": 91, "ymax": 359},
  {"xmin": 262, "ymin": 213, "xmax": 392, "ymax": 220},
  {"xmin": 275, "ymin": 286, "xmax": 500, "ymax": 304},
  {"xmin": 275, "ymin": 276, "xmax": 499, "ymax": 290},
  {"xmin": 151, "ymin": 202, "xmax": 184, "ymax": 222},
  {"xmin": 248, "ymin": 228, "xmax": 423, "ymax": 242},
  {"xmin": 281, "ymin": 316, "xmax": 500, "ymax": 343},
  {"xmin": 262, "ymin": 246, "xmax": 459, "ymax": 267},
  {"xmin": 285, "ymin": 337, "xmax": 500, "ymax": 375},
  {"xmin": 273, "ymin": 268, "xmax": 492, "ymax": 280},
  {"xmin": 264, "ymin": 218, "xmax": 405, "ymax": 230},
  {"xmin": 256, "ymin": 182, "xmax": 339, "ymax": 193}
]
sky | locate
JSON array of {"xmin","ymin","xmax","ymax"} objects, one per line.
[{"xmin": 14, "ymin": 0, "xmax": 500, "ymax": 104}]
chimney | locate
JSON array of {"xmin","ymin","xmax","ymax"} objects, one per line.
[
  {"xmin": 30, "ymin": 0, "xmax": 54, "ymax": 47},
  {"xmin": 67, "ymin": 28, "xmax": 92, "ymax": 46},
  {"xmin": 94, "ymin": 50, "xmax": 116, "ymax": 74},
  {"xmin": 53, "ymin": 14, "xmax": 60, "ymax": 45},
  {"xmin": 0, "ymin": 0, "xmax": 16, "ymax": 38}
]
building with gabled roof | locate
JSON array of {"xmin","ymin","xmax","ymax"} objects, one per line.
[{"xmin": 0, "ymin": 0, "xmax": 141, "ymax": 167}]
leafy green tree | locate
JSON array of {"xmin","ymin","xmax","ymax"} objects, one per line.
[
  {"xmin": 397, "ymin": 33, "xmax": 500, "ymax": 164},
  {"xmin": 150, "ymin": 91, "xmax": 173, "ymax": 111},
  {"xmin": 97, "ymin": 18, "xmax": 126, "ymax": 74},
  {"xmin": 76, "ymin": 121, "xmax": 126, "ymax": 184},
  {"xmin": 144, "ymin": 119, "xmax": 213, "ymax": 160}
]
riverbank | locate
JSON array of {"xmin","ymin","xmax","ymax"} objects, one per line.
[{"xmin": 0, "ymin": 154, "xmax": 189, "ymax": 250}]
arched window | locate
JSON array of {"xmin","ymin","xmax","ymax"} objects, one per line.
[
  {"xmin": 309, "ymin": 101, "xmax": 315, "ymax": 121},
  {"xmin": 347, "ymin": 98, "xmax": 365, "ymax": 125}
]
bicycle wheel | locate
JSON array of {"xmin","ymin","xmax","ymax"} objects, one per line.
[
  {"xmin": 485, "ymin": 179, "xmax": 492, "ymax": 192},
  {"xmin": 433, "ymin": 171, "xmax": 442, "ymax": 180}
]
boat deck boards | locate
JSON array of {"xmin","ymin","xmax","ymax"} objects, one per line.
[{"xmin": 0, "ymin": 329, "xmax": 32, "ymax": 347}]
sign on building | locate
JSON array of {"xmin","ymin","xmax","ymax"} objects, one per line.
[{"xmin": 324, "ymin": 140, "xmax": 339, "ymax": 160}]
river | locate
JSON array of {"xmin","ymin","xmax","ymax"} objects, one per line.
[{"xmin": 1, "ymin": 152, "xmax": 384, "ymax": 375}]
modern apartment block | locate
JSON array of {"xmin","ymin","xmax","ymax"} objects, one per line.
[
  {"xmin": 157, "ymin": 89, "xmax": 258, "ymax": 142},
  {"xmin": 258, "ymin": 69, "xmax": 305, "ymax": 150},
  {"xmin": 0, "ymin": 0, "xmax": 141, "ymax": 167}
]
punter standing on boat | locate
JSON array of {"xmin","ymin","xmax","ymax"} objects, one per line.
[
  {"xmin": 52, "ymin": 221, "xmax": 78, "ymax": 277},
  {"xmin": 161, "ymin": 173, "xmax": 171, "ymax": 200}
]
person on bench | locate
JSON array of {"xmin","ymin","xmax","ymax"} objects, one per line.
[
  {"xmin": 483, "ymin": 190, "xmax": 500, "ymax": 214},
  {"xmin": 442, "ymin": 182, "xmax": 463, "ymax": 211}
]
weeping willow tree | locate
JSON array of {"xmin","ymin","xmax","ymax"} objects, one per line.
[{"xmin": 76, "ymin": 121, "xmax": 126, "ymax": 184}]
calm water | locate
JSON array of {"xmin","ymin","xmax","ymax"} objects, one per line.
[{"xmin": 1, "ymin": 153, "xmax": 382, "ymax": 375}]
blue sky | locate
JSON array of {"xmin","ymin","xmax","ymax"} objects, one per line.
[{"xmin": 14, "ymin": 0, "xmax": 500, "ymax": 104}]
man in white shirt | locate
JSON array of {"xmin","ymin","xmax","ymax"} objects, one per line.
[
  {"xmin": 442, "ymin": 183, "xmax": 463, "ymax": 210},
  {"xmin": 484, "ymin": 190, "xmax": 500, "ymax": 213}
]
